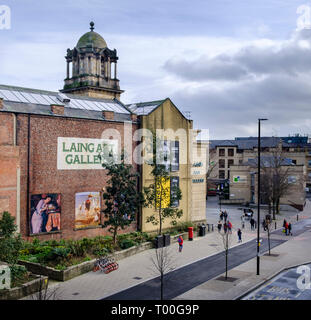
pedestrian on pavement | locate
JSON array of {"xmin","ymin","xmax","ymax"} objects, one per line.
[
  {"xmin": 285, "ymin": 221, "xmax": 289, "ymax": 236},
  {"xmin": 223, "ymin": 211, "xmax": 228, "ymax": 222},
  {"xmin": 223, "ymin": 222, "xmax": 228, "ymax": 233},
  {"xmin": 178, "ymin": 235, "xmax": 183, "ymax": 252},
  {"xmin": 220, "ymin": 211, "xmax": 224, "ymax": 221},
  {"xmin": 250, "ymin": 217, "xmax": 255, "ymax": 230},
  {"xmin": 217, "ymin": 221, "xmax": 222, "ymax": 232},
  {"xmin": 283, "ymin": 219, "xmax": 287, "ymax": 228},
  {"xmin": 227, "ymin": 220, "xmax": 232, "ymax": 234},
  {"xmin": 241, "ymin": 215, "xmax": 245, "ymax": 229},
  {"xmin": 288, "ymin": 223, "xmax": 292, "ymax": 236},
  {"xmin": 237, "ymin": 228, "xmax": 242, "ymax": 243}
]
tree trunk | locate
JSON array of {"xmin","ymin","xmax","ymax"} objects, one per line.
[
  {"xmin": 276, "ymin": 198, "xmax": 280, "ymax": 214},
  {"xmin": 113, "ymin": 227, "xmax": 118, "ymax": 245},
  {"xmin": 268, "ymin": 228, "xmax": 271, "ymax": 256},
  {"xmin": 161, "ymin": 272, "xmax": 163, "ymax": 300},
  {"xmin": 272, "ymin": 200, "xmax": 276, "ymax": 220},
  {"xmin": 159, "ymin": 208, "xmax": 162, "ymax": 235},
  {"xmin": 225, "ymin": 234, "xmax": 228, "ymax": 280},
  {"xmin": 225, "ymin": 248, "xmax": 228, "ymax": 280}
]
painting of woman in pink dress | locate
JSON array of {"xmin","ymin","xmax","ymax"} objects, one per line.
[{"xmin": 30, "ymin": 194, "xmax": 61, "ymax": 234}]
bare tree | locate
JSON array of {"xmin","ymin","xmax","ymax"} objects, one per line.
[
  {"xmin": 150, "ymin": 247, "xmax": 175, "ymax": 300},
  {"xmin": 30, "ymin": 276, "xmax": 62, "ymax": 300},
  {"xmin": 262, "ymin": 214, "xmax": 273, "ymax": 256},
  {"xmin": 218, "ymin": 222, "xmax": 233, "ymax": 280},
  {"xmin": 258, "ymin": 148, "xmax": 304, "ymax": 219}
]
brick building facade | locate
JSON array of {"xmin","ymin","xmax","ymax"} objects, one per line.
[{"xmin": 0, "ymin": 22, "xmax": 140, "ymax": 240}]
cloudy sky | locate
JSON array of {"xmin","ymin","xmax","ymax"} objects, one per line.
[{"xmin": 1, "ymin": 0, "xmax": 311, "ymax": 139}]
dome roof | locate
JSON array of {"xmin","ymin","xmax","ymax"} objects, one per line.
[{"xmin": 76, "ymin": 22, "xmax": 107, "ymax": 49}]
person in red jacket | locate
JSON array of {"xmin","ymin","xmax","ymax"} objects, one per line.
[
  {"xmin": 178, "ymin": 235, "xmax": 183, "ymax": 252},
  {"xmin": 285, "ymin": 221, "xmax": 289, "ymax": 236}
]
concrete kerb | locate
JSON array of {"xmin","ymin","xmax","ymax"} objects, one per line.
[{"xmin": 234, "ymin": 260, "xmax": 311, "ymax": 300}]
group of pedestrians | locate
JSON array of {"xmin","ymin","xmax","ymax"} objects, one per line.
[
  {"xmin": 283, "ymin": 219, "xmax": 292, "ymax": 236},
  {"xmin": 217, "ymin": 210, "xmax": 243, "ymax": 242},
  {"xmin": 217, "ymin": 210, "xmax": 232, "ymax": 233}
]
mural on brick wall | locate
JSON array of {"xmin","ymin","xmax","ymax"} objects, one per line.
[
  {"xmin": 30, "ymin": 194, "xmax": 61, "ymax": 234},
  {"xmin": 75, "ymin": 192, "xmax": 101, "ymax": 229}
]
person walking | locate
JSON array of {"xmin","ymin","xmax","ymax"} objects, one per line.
[
  {"xmin": 227, "ymin": 220, "xmax": 232, "ymax": 234},
  {"xmin": 241, "ymin": 215, "xmax": 245, "ymax": 229},
  {"xmin": 223, "ymin": 211, "xmax": 228, "ymax": 222},
  {"xmin": 285, "ymin": 221, "xmax": 289, "ymax": 236},
  {"xmin": 237, "ymin": 228, "xmax": 242, "ymax": 243},
  {"xmin": 217, "ymin": 221, "xmax": 222, "ymax": 232},
  {"xmin": 288, "ymin": 222, "xmax": 292, "ymax": 236},
  {"xmin": 250, "ymin": 217, "xmax": 255, "ymax": 230},
  {"xmin": 220, "ymin": 211, "xmax": 224, "ymax": 221},
  {"xmin": 178, "ymin": 235, "xmax": 183, "ymax": 252},
  {"xmin": 223, "ymin": 222, "xmax": 228, "ymax": 233}
]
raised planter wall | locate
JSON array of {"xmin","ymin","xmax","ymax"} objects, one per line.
[
  {"xmin": 18, "ymin": 241, "xmax": 153, "ymax": 282},
  {"xmin": 0, "ymin": 274, "xmax": 48, "ymax": 300}
]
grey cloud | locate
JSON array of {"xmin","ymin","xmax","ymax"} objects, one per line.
[
  {"xmin": 164, "ymin": 29, "xmax": 311, "ymax": 81},
  {"xmin": 170, "ymin": 73, "xmax": 311, "ymax": 139},
  {"xmin": 164, "ymin": 57, "xmax": 250, "ymax": 81}
]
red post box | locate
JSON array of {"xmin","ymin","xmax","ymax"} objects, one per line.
[{"xmin": 188, "ymin": 227, "xmax": 193, "ymax": 241}]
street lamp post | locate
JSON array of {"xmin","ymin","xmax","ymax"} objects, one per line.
[{"xmin": 257, "ymin": 118, "xmax": 268, "ymax": 275}]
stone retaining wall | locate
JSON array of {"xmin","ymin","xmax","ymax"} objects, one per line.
[
  {"xmin": 0, "ymin": 274, "xmax": 48, "ymax": 300},
  {"xmin": 18, "ymin": 241, "xmax": 154, "ymax": 281}
]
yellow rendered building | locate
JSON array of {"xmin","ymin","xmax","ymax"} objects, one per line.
[{"xmin": 128, "ymin": 98, "xmax": 207, "ymax": 233}]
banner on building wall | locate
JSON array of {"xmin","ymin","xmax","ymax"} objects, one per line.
[
  {"xmin": 75, "ymin": 192, "xmax": 101, "ymax": 229},
  {"xmin": 57, "ymin": 137, "xmax": 118, "ymax": 170},
  {"xmin": 233, "ymin": 175, "xmax": 247, "ymax": 183},
  {"xmin": 30, "ymin": 194, "xmax": 61, "ymax": 234},
  {"xmin": 156, "ymin": 177, "xmax": 170, "ymax": 209}
]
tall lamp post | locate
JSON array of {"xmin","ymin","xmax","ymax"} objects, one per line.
[{"xmin": 257, "ymin": 118, "xmax": 268, "ymax": 275}]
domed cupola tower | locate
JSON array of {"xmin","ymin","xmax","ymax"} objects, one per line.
[{"xmin": 61, "ymin": 22, "xmax": 124, "ymax": 100}]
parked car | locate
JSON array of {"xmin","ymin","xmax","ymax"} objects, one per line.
[
  {"xmin": 243, "ymin": 208, "xmax": 254, "ymax": 219},
  {"xmin": 207, "ymin": 189, "xmax": 217, "ymax": 196}
]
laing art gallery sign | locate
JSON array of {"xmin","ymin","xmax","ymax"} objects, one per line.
[{"xmin": 57, "ymin": 137, "xmax": 118, "ymax": 170}]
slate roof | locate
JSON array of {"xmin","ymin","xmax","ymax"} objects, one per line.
[
  {"xmin": 245, "ymin": 156, "xmax": 295, "ymax": 167},
  {"xmin": 127, "ymin": 98, "xmax": 192, "ymax": 120},
  {"xmin": 127, "ymin": 100, "xmax": 166, "ymax": 116},
  {"xmin": 0, "ymin": 84, "xmax": 132, "ymax": 122},
  {"xmin": 209, "ymin": 137, "xmax": 311, "ymax": 150}
]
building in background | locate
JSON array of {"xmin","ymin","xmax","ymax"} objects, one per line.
[
  {"xmin": 191, "ymin": 136, "xmax": 208, "ymax": 223},
  {"xmin": 0, "ymin": 23, "xmax": 138, "ymax": 240},
  {"xmin": 0, "ymin": 22, "xmax": 207, "ymax": 239},
  {"xmin": 206, "ymin": 136, "xmax": 310, "ymax": 208},
  {"xmin": 128, "ymin": 99, "xmax": 207, "ymax": 232}
]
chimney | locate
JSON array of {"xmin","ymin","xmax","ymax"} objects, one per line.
[
  {"xmin": 130, "ymin": 114, "xmax": 138, "ymax": 122},
  {"xmin": 103, "ymin": 110, "xmax": 114, "ymax": 120},
  {"xmin": 0, "ymin": 97, "xmax": 3, "ymax": 109},
  {"xmin": 51, "ymin": 104, "xmax": 65, "ymax": 115}
]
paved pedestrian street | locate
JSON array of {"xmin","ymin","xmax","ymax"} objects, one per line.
[
  {"xmin": 22, "ymin": 199, "xmax": 311, "ymax": 300},
  {"xmin": 242, "ymin": 263, "xmax": 311, "ymax": 300}
]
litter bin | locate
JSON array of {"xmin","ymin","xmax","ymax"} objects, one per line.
[
  {"xmin": 188, "ymin": 227, "xmax": 193, "ymax": 241},
  {"xmin": 199, "ymin": 224, "xmax": 206, "ymax": 236},
  {"xmin": 154, "ymin": 235, "xmax": 164, "ymax": 248},
  {"xmin": 163, "ymin": 234, "xmax": 171, "ymax": 247}
]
